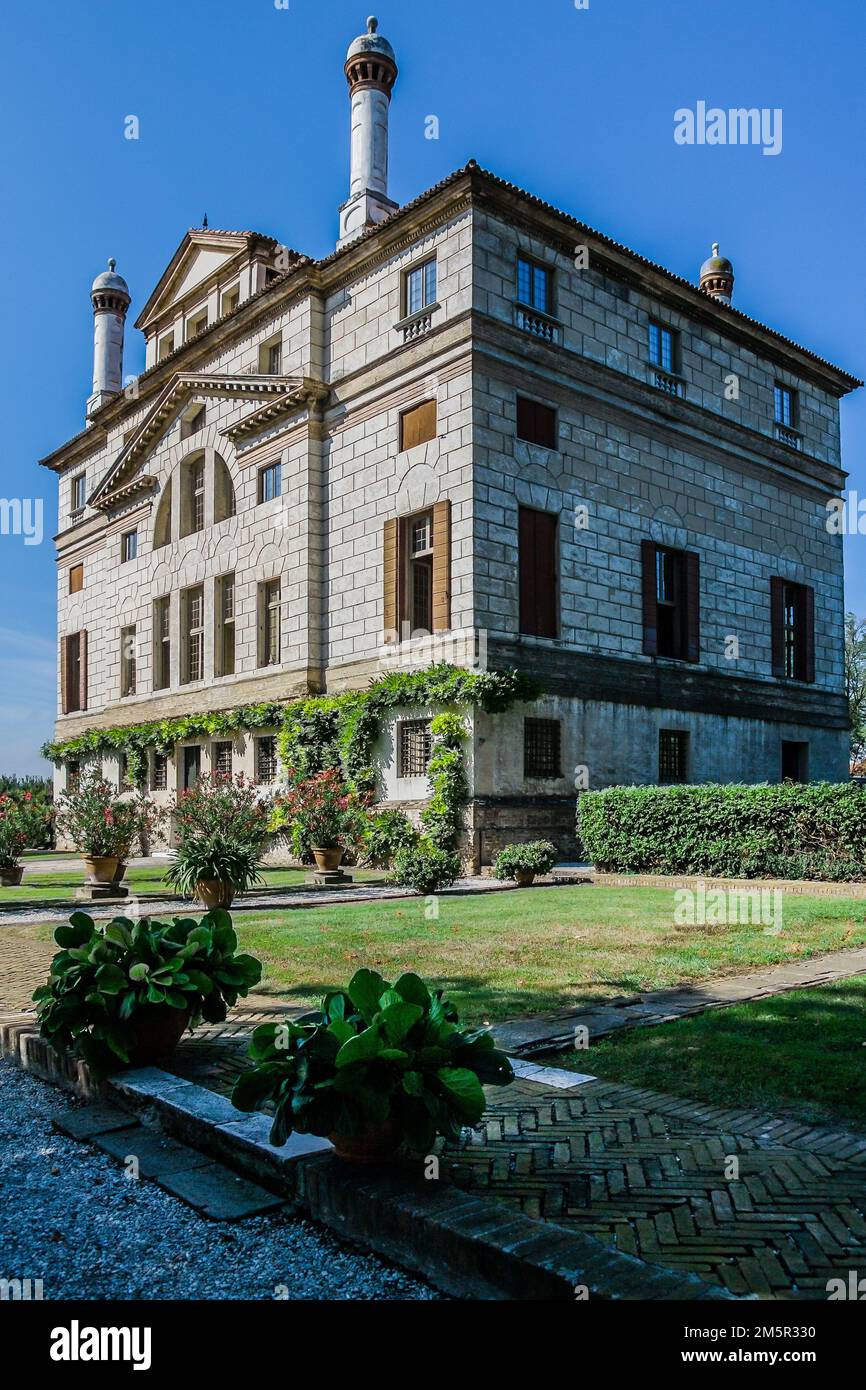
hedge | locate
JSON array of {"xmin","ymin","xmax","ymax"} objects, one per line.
[{"xmin": 578, "ymin": 782, "xmax": 866, "ymax": 881}]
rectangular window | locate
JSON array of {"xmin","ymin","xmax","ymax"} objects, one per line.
[
  {"xmin": 191, "ymin": 458, "xmax": 205, "ymax": 533},
  {"xmin": 154, "ymin": 596, "xmax": 171, "ymax": 691},
  {"xmin": 221, "ymin": 285, "xmax": 240, "ymax": 316},
  {"xmin": 259, "ymin": 579, "xmax": 281, "ymax": 667},
  {"xmin": 216, "ymin": 573, "xmax": 236, "ymax": 677},
  {"xmin": 655, "ymin": 547, "xmax": 686, "ymax": 659},
  {"xmin": 69, "ymin": 563, "xmax": 84, "ymax": 594},
  {"xmin": 121, "ymin": 529, "xmax": 138, "ymax": 563},
  {"xmin": 642, "ymin": 541, "xmax": 700, "ymax": 662},
  {"xmin": 518, "ymin": 507, "xmax": 558, "ymax": 638},
  {"xmin": 182, "ymin": 585, "xmax": 205, "ymax": 684},
  {"xmin": 66, "ymin": 760, "xmax": 80, "ymax": 792},
  {"xmin": 256, "ymin": 736, "xmax": 278, "ymax": 784},
  {"xmin": 524, "ymin": 718, "xmax": 561, "ymax": 779},
  {"xmin": 267, "ymin": 341, "xmax": 282, "ymax": 374},
  {"xmin": 774, "ymin": 384, "xmax": 797, "ymax": 427},
  {"xmin": 775, "ymin": 580, "xmax": 814, "ymax": 682},
  {"xmin": 158, "ymin": 332, "xmax": 175, "ymax": 361},
  {"xmin": 781, "ymin": 740, "xmax": 809, "ymax": 783},
  {"xmin": 659, "ymin": 730, "xmax": 689, "ymax": 784},
  {"xmin": 70, "ymin": 474, "xmax": 87, "ymax": 515},
  {"xmin": 182, "ymin": 746, "xmax": 201, "ymax": 790},
  {"xmin": 404, "ymin": 511, "xmax": 434, "ymax": 633},
  {"xmin": 398, "ymin": 720, "xmax": 432, "ymax": 778},
  {"xmin": 648, "ymin": 321, "xmax": 677, "ymax": 373},
  {"xmin": 186, "ymin": 307, "xmax": 208, "ymax": 340},
  {"xmin": 516, "ymin": 396, "xmax": 557, "ymax": 450},
  {"xmin": 181, "ymin": 404, "xmax": 206, "ymax": 440},
  {"xmin": 517, "ymin": 256, "xmax": 551, "ymax": 313},
  {"xmin": 212, "ymin": 741, "xmax": 233, "ymax": 777},
  {"xmin": 405, "ymin": 258, "xmax": 437, "ymax": 316},
  {"xmin": 120, "ymin": 625, "xmax": 136, "ymax": 698},
  {"xmin": 258, "ymin": 462, "xmax": 282, "ymax": 503},
  {"xmin": 151, "ymin": 752, "xmax": 168, "ymax": 791},
  {"xmin": 400, "ymin": 400, "xmax": 437, "ymax": 452}
]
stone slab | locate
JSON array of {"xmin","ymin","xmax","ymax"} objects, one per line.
[
  {"xmin": 158, "ymin": 1161, "xmax": 287, "ymax": 1220},
  {"xmin": 94, "ymin": 1124, "xmax": 213, "ymax": 1178},
  {"xmin": 509, "ymin": 1059, "xmax": 596, "ymax": 1089},
  {"xmin": 52, "ymin": 1104, "xmax": 138, "ymax": 1141}
]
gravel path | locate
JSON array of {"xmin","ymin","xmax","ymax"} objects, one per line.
[{"xmin": 0, "ymin": 1061, "xmax": 441, "ymax": 1301}]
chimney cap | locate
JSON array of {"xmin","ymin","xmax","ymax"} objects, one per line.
[
  {"xmin": 699, "ymin": 241, "xmax": 734, "ymax": 302},
  {"xmin": 91, "ymin": 257, "xmax": 130, "ymax": 301},
  {"xmin": 346, "ymin": 14, "xmax": 396, "ymax": 67}
]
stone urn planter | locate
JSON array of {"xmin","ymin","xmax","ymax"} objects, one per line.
[
  {"xmin": 82, "ymin": 855, "xmax": 120, "ymax": 885},
  {"xmin": 195, "ymin": 879, "xmax": 235, "ymax": 910},
  {"xmin": 312, "ymin": 846, "xmax": 343, "ymax": 873},
  {"xmin": 329, "ymin": 1119, "xmax": 401, "ymax": 1164},
  {"xmin": 127, "ymin": 1006, "xmax": 192, "ymax": 1068},
  {"xmin": 0, "ymin": 865, "xmax": 23, "ymax": 887},
  {"xmin": 514, "ymin": 869, "xmax": 536, "ymax": 887}
]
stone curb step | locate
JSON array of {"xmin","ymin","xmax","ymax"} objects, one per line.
[{"xmin": 0, "ymin": 1016, "xmax": 736, "ymax": 1301}]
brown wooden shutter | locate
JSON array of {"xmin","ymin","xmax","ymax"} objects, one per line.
[
  {"xmin": 519, "ymin": 507, "xmax": 557, "ymax": 637},
  {"xmin": 383, "ymin": 518, "xmax": 400, "ymax": 642},
  {"xmin": 400, "ymin": 400, "xmax": 437, "ymax": 452},
  {"xmin": 802, "ymin": 584, "xmax": 815, "ymax": 683},
  {"xmin": 60, "ymin": 636, "xmax": 69, "ymax": 715},
  {"xmin": 684, "ymin": 550, "xmax": 700, "ymax": 663},
  {"xmin": 69, "ymin": 563, "xmax": 83, "ymax": 594},
  {"xmin": 517, "ymin": 397, "xmax": 556, "ymax": 450},
  {"xmin": 770, "ymin": 576, "xmax": 785, "ymax": 677},
  {"xmin": 431, "ymin": 499, "xmax": 451, "ymax": 633},
  {"xmin": 78, "ymin": 630, "xmax": 88, "ymax": 711},
  {"xmin": 641, "ymin": 540, "xmax": 658, "ymax": 656}
]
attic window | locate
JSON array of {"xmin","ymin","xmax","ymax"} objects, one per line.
[
  {"xmin": 259, "ymin": 337, "xmax": 282, "ymax": 374},
  {"xmin": 181, "ymin": 404, "xmax": 207, "ymax": 440},
  {"xmin": 186, "ymin": 307, "xmax": 208, "ymax": 340},
  {"xmin": 221, "ymin": 285, "xmax": 240, "ymax": 316},
  {"xmin": 158, "ymin": 332, "xmax": 175, "ymax": 361}
]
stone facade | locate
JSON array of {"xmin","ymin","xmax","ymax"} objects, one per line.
[{"xmin": 41, "ymin": 37, "xmax": 859, "ymax": 866}]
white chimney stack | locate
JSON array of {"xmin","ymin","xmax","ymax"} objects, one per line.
[
  {"xmin": 87, "ymin": 258, "xmax": 131, "ymax": 421},
  {"xmin": 338, "ymin": 17, "xmax": 399, "ymax": 248}
]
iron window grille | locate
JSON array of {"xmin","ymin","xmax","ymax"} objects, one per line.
[
  {"xmin": 256, "ymin": 736, "xmax": 278, "ymax": 783},
  {"xmin": 398, "ymin": 720, "xmax": 433, "ymax": 778},
  {"xmin": 524, "ymin": 718, "xmax": 562, "ymax": 779},
  {"xmin": 659, "ymin": 730, "xmax": 688, "ymax": 784}
]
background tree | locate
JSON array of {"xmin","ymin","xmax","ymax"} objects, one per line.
[{"xmin": 844, "ymin": 613, "xmax": 866, "ymax": 772}]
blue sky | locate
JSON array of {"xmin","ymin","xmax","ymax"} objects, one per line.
[{"xmin": 1, "ymin": 0, "xmax": 864, "ymax": 774}]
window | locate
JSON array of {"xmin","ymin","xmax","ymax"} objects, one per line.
[
  {"xmin": 524, "ymin": 719, "xmax": 561, "ymax": 779},
  {"xmin": 212, "ymin": 741, "xmax": 233, "ymax": 777},
  {"xmin": 154, "ymin": 480, "xmax": 172, "ymax": 549},
  {"xmin": 186, "ymin": 306, "xmax": 208, "ymax": 340},
  {"xmin": 120, "ymin": 625, "xmax": 137, "ymax": 697},
  {"xmin": 641, "ymin": 541, "xmax": 700, "ymax": 662},
  {"xmin": 62, "ymin": 631, "xmax": 85, "ymax": 713},
  {"xmin": 517, "ymin": 256, "xmax": 551, "ymax": 313},
  {"xmin": 158, "ymin": 332, "xmax": 175, "ymax": 361},
  {"xmin": 66, "ymin": 760, "xmax": 80, "ymax": 792},
  {"xmin": 121, "ymin": 529, "xmax": 138, "ymax": 563},
  {"xmin": 781, "ymin": 740, "xmax": 809, "ymax": 783},
  {"xmin": 221, "ymin": 285, "xmax": 240, "ymax": 316},
  {"xmin": 256, "ymin": 736, "xmax": 278, "ymax": 784},
  {"xmin": 181, "ymin": 404, "xmax": 206, "ymax": 441},
  {"xmin": 182, "ymin": 585, "xmax": 205, "ymax": 684},
  {"xmin": 405, "ymin": 258, "xmax": 437, "ymax": 316},
  {"xmin": 182, "ymin": 746, "xmax": 201, "ymax": 789},
  {"xmin": 398, "ymin": 720, "xmax": 432, "ymax": 778},
  {"xmin": 260, "ymin": 338, "xmax": 282, "ymax": 374},
  {"xmin": 259, "ymin": 579, "xmax": 281, "ymax": 667},
  {"xmin": 771, "ymin": 578, "xmax": 815, "ymax": 683},
  {"xmin": 774, "ymin": 384, "xmax": 797, "ymax": 428},
  {"xmin": 659, "ymin": 730, "xmax": 689, "ymax": 784},
  {"xmin": 151, "ymin": 752, "xmax": 168, "ymax": 791},
  {"xmin": 154, "ymin": 596, "xmax": 171, "ymax": 690},
  {"xmin": 70, "ymin": 474, "xmax": 87, "ymax": 515},
  {"xmin": 180, "ymin": 456, "xmax": 206, "ymax": 537},
  {"xmin": 385, "ymin": 500, "xmax": 451, "ymax": 643},
  {"xmin": 648, "ymin": 321, "xmax": 677, "ymax": 373},
  {"xmin": 214, "ymin": 455, "xmax": 236, "ymax": 522},
  {"xmin": 216, "ymin": 574, "xmax": 236, "ymax": 677},
  {"xmin": 69, "ymin": 563, "xmax": 83, "ymax": 594},
  {"xmin": 518, "ymin": 507, "xmax": 558, "ymax": 638},
  {"xmin": 400, "ymin": 400, "xmax": 437, "ymax": 451},
  {"xmin": 517, "ymin": 396, "xmax": 557, "ymax": 450},
  {"xmin": 258, "ymin": 462, "xmax": 282, "ymax": 503},
  {"xmin": 406, "ymin": 511, "xmax": 433, "ymax": 633}
]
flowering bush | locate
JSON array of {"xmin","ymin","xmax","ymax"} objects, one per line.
[
  {"xmin": 171, "ymin": 774, "xmax": 271, "ymax": 851},
  {"xmin": 270, "ymin": 768, "xmax": 370, "ymax": 861},
  {"xmin": 56, "ymin": 770, "xmax": 133, "ymax": 859},
  {"xmin": 0, "ymin": 792, "xmax": 51, "ymax": 870}
]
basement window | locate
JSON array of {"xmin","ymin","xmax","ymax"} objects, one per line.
[
  {"xmin": 659, "ymin": 729, "xmax": 689, "ymax": 784},
  {"xmin": 524, "ymin": 719, "xmax": 561, "ymax": 779},
  {"xmin": 398, "ymin": 720, "xmax": 432, "ymax": 778}
]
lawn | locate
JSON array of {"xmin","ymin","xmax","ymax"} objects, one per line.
[
  {"xmin": 0, "ymin": 865, "xmax": 385, "ymax": 907},
  {"xmin": 554, "ymin": 977, "xmax": 866, "ymax": 1133},
  {"xmin": 230, "ymin": 884, "xmax": 866, "ymax": 1025}
]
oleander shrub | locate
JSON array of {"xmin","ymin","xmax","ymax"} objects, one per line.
[{"xmin": 578, "ymin": 782, "xmax": 866, "ymax": 881}]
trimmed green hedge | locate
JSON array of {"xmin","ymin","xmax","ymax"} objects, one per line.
[{"xmin": 578, "ymin": 782, "xmax": 866, "ymax": 881}]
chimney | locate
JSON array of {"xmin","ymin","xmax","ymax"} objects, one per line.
[
  {"xmin": 87, "ymin": 258, "xmax": 131, "ymax": 421},
  {"xmin": 699, "ymin": 242, "xmax": 735, "ymax": 306},
  {"xmin": 338, "ymin": 17, "xmax": 399, "ymax": 248}
]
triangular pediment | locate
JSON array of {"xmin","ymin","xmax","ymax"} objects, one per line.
[
  {"xmin": 89, "ymin": 373, "xmax": 327, "ymax": 510},
  {"xmin": 134, "ymin": 230, "xmax": 277, "ymax": 332}
]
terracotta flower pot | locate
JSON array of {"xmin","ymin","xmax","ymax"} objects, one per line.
[
  {"xmin": 329, "ymin": 1119, "xmax": 401, "ymax": 1164},
  {"xmin": 127, "ymin": 1006, "xmax": 192, "ymax": 1067},
  {"xmin": 514, "ymin": 869, "xmax": 536, "ymax": 887},
  {"xmin": 1, "ymin": 865, "xmax": 23, "ymax": 887},
  {"xmin": 312, "ymin": 846, "xmax": 343, "ymax": 872},
  {"xmin": 82, "ymin": 855, "xmax": 119, "ymax": 885},
  {"xmin": 195, "ymin": 879, "xmax": 235, "ymax": 909}
]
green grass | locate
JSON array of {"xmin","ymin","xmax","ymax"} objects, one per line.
[
  {"xmin": 0, "ymin": 865, "xmax": 385, "ymax": 906},
  {"xmin": 230, "ymin": 884, "xmax": 866, "ymax": 1025},
  {"xmin": 554, "ymin": 977, "xmax": 866, "ymax": 1133}
]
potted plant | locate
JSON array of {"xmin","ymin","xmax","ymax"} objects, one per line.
[
  {"xmin": 492, "ymin": 840, "xmax": 559, "ymax": 887},
  {"xmin": 232, "ymin": 967, "xmax": 513, "ymax": 1162},
  {"xmin": 33, "ymin": 907, "xmax": 263, "ymax": 1078},
  {"xmin": 168, "ymin": 774, "xmax": 271, "ymax": 905},
  {"xmin": 392, "ymin": 839, "xmax": 460, "ymax": 894},
  {"xmin": 0, "ymin": 792, "xmax": 49, "ymax": 886},
  {"xmin": 270, "ymin": 768, "xmax": 369, "ymax": 870},
  {"xmin": 56, "ymin": 769, "xmax": 129, "ymax": 884}
]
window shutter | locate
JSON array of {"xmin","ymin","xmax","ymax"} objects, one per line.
[
  {"xmin": 685, "ymin": 550, "xmax": 700, "ymax": 663},
  {"xmin": 60, "ymin": 636, "xmax": 69, "ymax": 715},
  {"xmin": 641, "ymin": 540, "xmax": 658, "ymax": 656},
  {"xmin": 519, "ymin": 507, "xmax": 536, "ymax": 635},
  {"xmin": 431, "ymin": 499, "xmax": 451, "ymax": 633},
  {"xmin": 519, "ymin": 507, "xmax": 557, "ymax": 638},
  {"xmin": 383, "ymin": 518, "xmax": 400, "ymax": 642},
  {"xmin": 770, "ymin": 576, "xmax": 785, "ymax": 677},
  {"xmin": 78, "ymin": 630, "xmax": 88, "ymax": 711},
  {"xmin": 803, "ymin": 584, "xmax": 815, "ymax": 683},
  {"xmin": 400, "ymin": 400, "xmax": 437, "ymax": 452}
]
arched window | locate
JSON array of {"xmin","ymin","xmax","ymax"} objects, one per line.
[
  {"xmin": 214, "ymin": 454, "xmax": 236, "ymax": 524},
  {"xmin": 154, "ymin": 479, "xmax": 172, "ymax": 550}
]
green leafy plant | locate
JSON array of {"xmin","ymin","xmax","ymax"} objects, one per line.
[
  {"xmin": 392, "ymin": 841, "xmax": 460, "ymax": 894},
  {"xmin": 165, "ymin": 833, "xmax": 265, "ymax": 896},
  {"xmin": 231, "ymin": 968, "xmax": 513, "ymax": 1150},
  {"xmin": 492, "ymin": 840, "xmax": 558, "ymax": 881},
  {"xmin": 0, "ymin": 792, "xmax": 52, "ymax": 870},
  {"xmin": 33, "ymin": 908, "xmax": 263, "ymax": 1078},
  {"xmin": 56, "ymin": 768, "xmax": 133, "ymax": 858},
  {"xmin": 362, "ymin": 808, "xmax": 419, "ymax": 867},
  {"xmin": 269, "ymin": 768, "xmax": 370, "ymax": 861}
]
